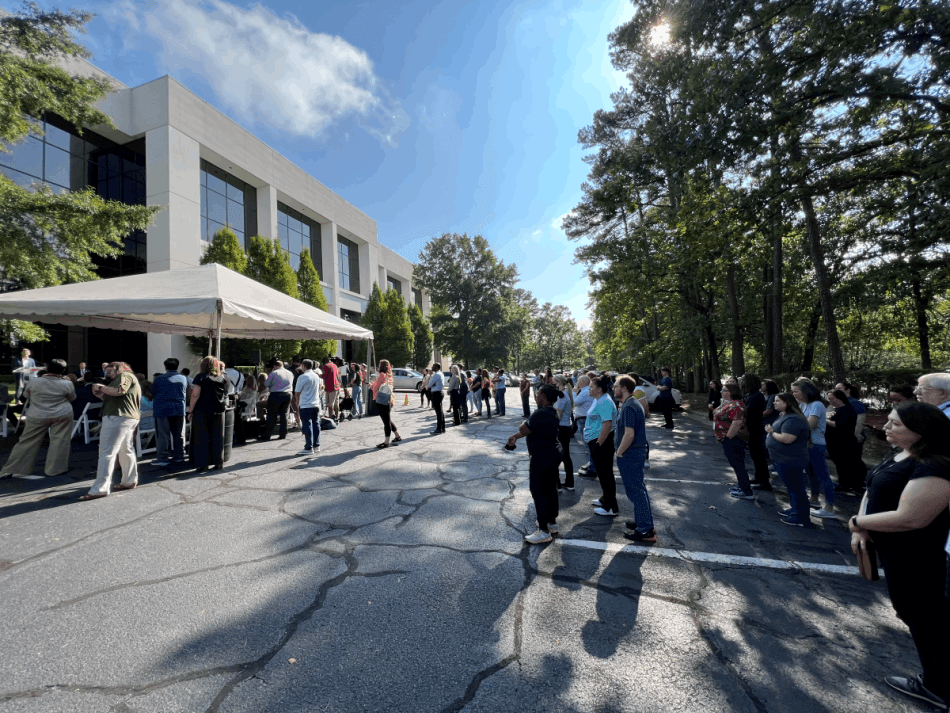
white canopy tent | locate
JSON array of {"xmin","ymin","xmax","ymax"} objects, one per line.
[{"xmin": 0, "ymin": 263, "xmax": 375, "ymax": 360}]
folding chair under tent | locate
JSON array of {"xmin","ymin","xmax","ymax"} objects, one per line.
[{"xmin": 0, "ymin": 263, "xmax": 375, "ymax": 415}]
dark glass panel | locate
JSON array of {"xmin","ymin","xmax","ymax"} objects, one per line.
[
  {"xmin": 0, "ymin": 136, "xmax": 44, "ymax": 178},
  {"xmin": 107, "ymin": 175, "xmax": 120, "ymax": 199},
  {"xmin": 207, "ymin": 190, "xmax": 226, "ymax": 223},
  {"xmin": 107, "ymin": 153, "xmax": 120, "ymax": 172},
  {"xmin": 278, "ymin": 223, "xmax": 289, "ymax": 250},
  {"xmin": 200, "ymin": 168, "xmax": 207, "ymax": 187},
  {"xmin": 226, "ymin": 177, "xmax": 244, "ymax": 202},
  {"xmin": 244, "ymin": 205, "xmax": 257, "ymax": 237},
  {"xmin": 288, "ymin": 214, "xmax": 301, "ymax": 233},
  {"xmin": 44, "ymin": 123, "xmax": 72, "ymax": 151},
  {"xmin": 207, "ymin": 170, "xmax": 226, "ymax": 196},
  {"xmin": 122, "ymin": 176, "xmax": 136, "ymax": 202},
  {"xmin": 200, "ymin": 187, "xmax": 208, "ymax": 217},
  {"xmin": 228, "ymin": 200, "xmax": 244, "ymax": 232},
  {"xmin": 289, "ymin": 228, "xmax": 302, "ymax": 256},
  {"xmin": 202, "ymin": 216, "xmax": 209, "ymax": 241},
  {"xmin": 44, "ymin": 145, "xmax": 70, "ymax": 187}
]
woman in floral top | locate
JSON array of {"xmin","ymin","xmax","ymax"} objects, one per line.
[{"xmin": 714, "ymin": 382, "xmax": 753, "ymax": 499}]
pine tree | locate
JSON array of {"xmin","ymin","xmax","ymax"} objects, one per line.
[
  {"xmin": 407, "ymin": 302, "xmax": 432, "ymax": 370},
  {"xmin": 200, "ymin": 226, "xmax": 247, "ymax": 273},
  {"xmin": 297, "ymin": 248, "xmax": 335, "ymax": 361}
]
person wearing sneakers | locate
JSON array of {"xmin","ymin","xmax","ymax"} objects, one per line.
[
  {"xmin": 714, "ymin": 382, "xmax": 753, "ymax": 499},
  {"xmin": 507, "ymin": 384, "xmax": 563, "ymax": 544},
  {"xmin": 552, "ymin": 376, "xmax": 575, "ymax": 492},
  {"xmin": 614, "ymin": 375, "xmax": 656, "ymax": 542},
  {"xmin": 293, "ymin": 359, "xmax": 322, "ymax": 457},
  {"xmin": 585, "ymin": 374, "xmax": 619, "ymax": 517},
  {"xmin": 792, "ymin": 378, "xmax": 836, "ymax": 519},
  {"xmin": 765, "ymin": 393, "xmax": 813, "ymax": 527}
]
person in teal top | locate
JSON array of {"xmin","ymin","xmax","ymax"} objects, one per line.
[{"xmin": 584, "ymin": 375, "xmax": 619, "ymax": 516}]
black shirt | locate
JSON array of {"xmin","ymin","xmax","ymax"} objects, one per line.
[
  {"xmin": 525, "ymin": 406, "xmax": 563, "ymax": 471},
  {"xmin": 193, "ymin": 373, "xmax": 229, "ymax": 415},
  {"xmin": 744, "ymin": 391, "xmax": 765, "ymax": 432},
  {"xmin": 865, "ymin": 453, "xmax": 950, "ymax": 559}
]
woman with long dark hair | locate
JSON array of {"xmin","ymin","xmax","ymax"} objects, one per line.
[
  {"xmin": 826, "ymin": 388, "xmax": 864, "ymax": 492},
  {"xmin": 741, "ymin": 373, "xmax": 770, "ymax": 489},
  {"xmin": 765, "ymin": 393, "xmax": 812, "ymax": 526},
  {"xmin": 585, "ymin": 374, "xmax": 618, "ymax": 516},
  {"xmin": 707, "ymin": 379, "xmax": 722, "ymax": 421},
  {"xmin": 349, "ymin": 362, "xmax": 363, "ymax": 418},
  {"xmin": 480, "ymin": 368, "xmax": 493, "ymax": 419},
  {"xmin": 371, "ymin": 359, "xmax": 402, "ymax": 447},
  {"xmin": 849, "ymin": 402, "xmax": 950, "ymax": 709}
]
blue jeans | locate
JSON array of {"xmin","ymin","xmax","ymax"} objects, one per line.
[
  {"xmin": 495, "ymin": 390, "xmax": 506, "ymax": 415},
  {"xmin": 806, "ymin": 443, "xmax": 835, "ymax": 507},
  {"xmin": 352, "ymin": 386, "xmax": 363, "ymax": 416},
  {"xmin": 774, "ymin": 462, "xmax": 810, "ymax": 524},
  {"xmin": 299, "ymin": 407, "xmax": 321, "ymax": 450},
  {"xmin": 721, "ymin": 437, "xmax": 750, "ymax": 493},
  {"xmin": 617, "ymin": 448, "xmax": 653, "ymax": 532},
  {"xmin": 155, "ymin": 415, "xmax": 185, "ymax": 461}
]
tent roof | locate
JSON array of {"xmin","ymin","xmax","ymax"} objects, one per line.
[{"xmin": 0, "ymin": 263, "xmax": 373, "ymax": 341}]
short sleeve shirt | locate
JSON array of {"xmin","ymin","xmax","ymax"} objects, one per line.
[
  {"xmin": 766, "ymin": 413, "xmax": 810, "ymax": 467},
  {"xmin": 584, "ymin": 394, "xmax": 617, "ymax": 443},
  {"xmin": 101, "ymin": 372, "xmax": 141, "ymax": 420},
  {"xmin": 554, "ymin": 394, "xmax": 572, "ymax": 427},
  {"xmin": 713, "ymin": 400, "xmax": 744, "ymax": 442},
  {"xmin": 23, "ymin": 377, "xmax": 74, "ymax": 419},
  {"xmin": 615, "ymin": 397, "xmax": 647, "ymax": 451},
  {"xmin": 524, "ymin": 406, "xmax": 562, "ymax": 471},
  {"xmin": 294, "ymin": 370, "xmax": 322, "ymax": 409},
  {"xmin": 322, "ymin": 363, "xmax": 341, "ymax": 392},
  {"xmin": 801, "ymin": 401, "xmax": 827, "ymax": 446},
  {"xmin": 495, "ymin": 373, "xmax": 506, "ymax": 391},
  {"xmin": 151, "ymin": 372, "xmax": 187, "ymax": 418},
  {"xmin": 658, "ymin": 376, "xmax": 674, "ymax": 401},
  {"xmin": 265, "ymin": 368, "xmax": 294, "ymax": 394}
]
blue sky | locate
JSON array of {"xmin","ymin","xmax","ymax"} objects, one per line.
[{"xmin": 15, "ymin": 0, "xmax": 634, "ymax": 327}]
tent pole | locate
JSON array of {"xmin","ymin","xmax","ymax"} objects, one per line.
[
  {"xmin": 366, "ymin": 338, "xmax": 375, "ymax": 417},
  {"xmin": 215, "ymin": 299, "xmax": 223, "ymax": 360}
]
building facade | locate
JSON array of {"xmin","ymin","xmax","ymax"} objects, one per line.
[{"xmin": 0, "ymin": 54, "xmax": 429, "ymax": 375}]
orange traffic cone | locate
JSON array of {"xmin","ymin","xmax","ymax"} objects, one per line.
[{"xmin": 403, "ymin": 393, "xmax": 410, "ymax": 406}]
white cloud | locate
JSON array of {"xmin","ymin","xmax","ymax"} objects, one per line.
[{"xmin": 104, "ymin": 0, "xmax": 409, "ymax": 146}]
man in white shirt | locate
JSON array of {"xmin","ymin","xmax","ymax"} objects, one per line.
[
  {"xmin": 493, "ymin": 368, "xmax": 507, "ymax": 415},
  {"xmin": 293, "ymin": 359, "xmax": 322, "ymax": 456},
  {"xmin": 915, "ymin": 373, "xmax": 950, "ymax": 418},
  {"xmin": 224, "ymin": 359, "xmax": 244, "ymax": 396}
]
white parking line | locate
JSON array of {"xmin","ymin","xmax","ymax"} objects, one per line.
[{"xmin": 557, "ymin": 538, "xmax": 859, "ymax": 576}]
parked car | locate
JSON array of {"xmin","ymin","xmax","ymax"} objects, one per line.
[
  {"xmin": 391, "ymin": 368, "xmax": 424, "ymax": 391},
  {"xmin": 637, "ymin": 375, "xmax": 682, "ymax": 407},
  {"xmin": 506, "ymin": 373, "xmax": 520, "ymax": 387}
]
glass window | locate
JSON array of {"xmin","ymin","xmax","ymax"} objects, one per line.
[
  {"xmin": 226, "ymin": 177, "xmax": 244, "ymax": 202},
  {"xmin": 44, "ymin": 145, "xmax": 70, "ymax": 187},
  {"xmin": 288, "ymin": 214, "xmax": 301, "ymax": 233},
  {"xmin": 289, "ymin": 251, "xmax": 300, "ymax": 270},
  {"xmin": 202, "ymin": 216, "xmax": 209, "ymax": 241},
  {"xmin": 209, "ymin": 220, "xmax": 224, "ymax": 240},
  {"xmin": 244, "ymin": 204, "xmax": 257, "ymax": 238},
  {"xmin": 301, "ymin": 222, "xmax": 310, "ymax": 238},
  {"xmin": 107, "ymin": 175, "xmax": 120, "ymax": 200},
  {"xmin": 44, "ymin": 123, "xmax": 72, "ymax": 151},
  {"xmin": 278, "ymin": 210, "xmax": 288, "ymax": 225},
  {"xmin": 289, "ymin": 228, "xmax": 302, "ymax": 256},
  {"xmin": 235, "ymin": 230, "xmax": 244, "ymax": 247},
  {"xmin": 0, "ymin": 165, "xmax": 37, "ymax": 189},
  {"xmin": 207, "ymin": 171, "xmax": 226, "ymax": 196},
  {"xmin": 208, "ymin": 191, "xmax": 227, "ymax": 223},
  {"xmin": 228, "ymin": 200, "xmax": 244, "ymax": 233},
  {"xmin": 200, "ymin": 168, "xmax": 207, "ymax": 187},
  {"xmin": 200, "ymin": 187, "xmax": 207, "ymax": 217},
  {"xmin": 0, "ymin": 136, "xmax": 44, "ymax": 178},
  {"xmin": 278, "ymin": 222, "xmax": 288, "ymax": 250}
]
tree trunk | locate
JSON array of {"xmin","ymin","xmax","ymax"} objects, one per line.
[
  {"xmin": 912, "ymin": 277, "xmax": 932, "ymax": 370},
  {"xmin": 705, "ymin": 324, "xmax": 721, "ymax": 381},
  {"xmin": 768, "ymin": 132, "xmax": 784, "ymax": 377},
  {"xmin": 763, "ymin": 274, "xmax": 772, "ymax": 375},
  {"xmin": 801, "ymin": 301, "xmax": 822, "ymax": 373},
  {"xmin": 725, "ymin": 264, "xmax": 745, "ymax": 376}
]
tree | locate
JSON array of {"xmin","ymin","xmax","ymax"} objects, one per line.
[
  {"xmin": 244, "ymin": 234, "xmax": 300, "ymax": 361},
  {"xmin": 297, "ymin": 248, "xmax": 335, "ymax": 361},
  {"xmin": 0, "ymin": 4, "xmax": 159, "ymax": 289},
  {"xmin": 407, "ymin": 302, "xmax": 433, "ymax": 370},
  {"xmin": 380, "ymin": 286, "xmax": 414, "ymax": 368},
  {"xmin": 200, "ymin": 226, "xmax": 246, "ymax": 273},
  {"xmin": 413, "ymin": 233, "xmax": 520, "ymax": 367}
]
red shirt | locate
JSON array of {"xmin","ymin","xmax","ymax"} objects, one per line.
[
  {"xmin": 713, "ymin": 400, "xmax": 745, "ymax": 442},
  {"xmin": 322, "ymin": 362, "xmax": 341, "ymax": 391}
]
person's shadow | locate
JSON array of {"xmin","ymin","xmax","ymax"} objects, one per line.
[{"xmin": 580, "ymin": 549, "xmax": 646, "ymax": 659}]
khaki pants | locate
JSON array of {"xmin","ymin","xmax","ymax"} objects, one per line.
[
  {"xmin": 0, "ymin": 416, "xmax": 73, "ymax": 476},
  {"xmin": 88, "ymin": 415, "xmax": 138, "ymax": 495}
]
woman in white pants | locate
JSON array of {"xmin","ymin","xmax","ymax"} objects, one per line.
[{"xmin": 81, "ymin": 362, "xmax": 142, "ymax": 501}]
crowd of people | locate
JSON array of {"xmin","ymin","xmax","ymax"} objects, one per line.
[{"xmin": 5, "ymin": 351, "xmax": 950, "ymax": 709}]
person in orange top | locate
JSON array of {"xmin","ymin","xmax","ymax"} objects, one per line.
[{"xmin": 371, "ymin": 360, "xmax": 402, "ymax": 448}]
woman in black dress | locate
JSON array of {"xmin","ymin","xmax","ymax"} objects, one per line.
[
  {"xmin": 849, "ymin": 402, "xmax": 950, "ymax": 709},
  {"xmin": 188, "ymin": 356, "xmax": 229, "ymax": 472}
]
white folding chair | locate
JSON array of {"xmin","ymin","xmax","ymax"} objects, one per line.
[{"xmin": 83, "ymin": 403, "xmax": 102, "ymax": 444}]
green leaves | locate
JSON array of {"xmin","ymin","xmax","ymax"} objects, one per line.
[{"xmin": 361, "ymin": 282, "xmax": 413, "ymax": 368}]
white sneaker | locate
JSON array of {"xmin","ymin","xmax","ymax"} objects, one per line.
[
  {"xmin": 594, "ymin": 507, "xmax": 618, "ymax": 517},
  {"xmin": 590, "ymin": 499, "xmax": 603, "ymax": 507},
  {"xmin": 296, "ymin": 448, "xmax": 314, "ymax": 456},
  {"xmin": 813, "ymin": 508, "xmax": 837, "ymax": 519},
  {"xmin": 313, "ymin": 446, "xmax": 321, "ymax": 454},
  {"xmin": 525, "ymin": 529, "xmax": 553, "ymax": 544}
]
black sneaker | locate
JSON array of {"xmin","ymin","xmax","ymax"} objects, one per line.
[
  {"xmin": 751, "ymin": 482, "xmax": 773, "ymax": 491},
  {"xmin": 884, "ymin": 674, "xmax": 948, "ymax": 709},
  {"xmin": 625, "ymin": 520, "xmax": 638, "ymax": 530},
  {"xmin": 624, "ymin": 529, "xmax": 657, "ymax": 542}
]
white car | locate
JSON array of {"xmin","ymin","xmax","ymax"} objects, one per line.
[
  {"xmin": 391, "ymin": 368, "xmax": 424, "ymax": 391},
  {"xmin": 637, "ymin": 375, "xmax": 682, "ymax": 407}
]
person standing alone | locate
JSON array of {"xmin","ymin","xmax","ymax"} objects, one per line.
[{"xmin": 656, "ymin": 367, "xmax": 675, "ymax": 429}]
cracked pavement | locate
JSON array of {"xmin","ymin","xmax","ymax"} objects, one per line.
[{"xmin": 0, "ymin": 395, "xmax": 932, "ymax": 712}]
